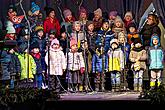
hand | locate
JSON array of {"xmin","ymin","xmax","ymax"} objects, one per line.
[{"xmin": 80, "ymin": 67, "xmax": 85, "ymax": 74}]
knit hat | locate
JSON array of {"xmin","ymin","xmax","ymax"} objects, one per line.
[
  {"xmin": 70, "ymin": 38, "xmax": 77, "ymax": 47},
  {"xmin": 79, "ymin": 7, "xmax": 87, "ymax": 15},
  {"xmin": 94, "ymin": 8, "xmax": 102, "ymax": 17},
  {"xmin": 124, "ymin": 11, "xmax": 133, "ymax": 19},
  {"xmin": 31, "ymin": 2, "xmax": 40, "ymax": 14},
  {"xmin": 102, "ymin": 19, "xmax": 109, "ymax": 24},
  {"xmin": 51, "ymin": 38, "xmax": 59, "ymax": 46},
  {"xmin": 86, "ymin": 20, "xmax": 93, "ymax": 27},
  {"xmin": 30, "ymin": 42, "xmax": 40, "ymax": 50},
  {"xmin": 110, "ymin": 38, "xmax": 118, "ymax": 46},
  {"xmin": 128, "ymin": 22, "xmax": 137, "ymax": 29},
  {"xmin": 63, "ymin": 9, "xmax": 72, "ymax": 18},
  {"xmin": 35, "ymin": 26, "xmax": 44, "ymax": 32},
  {"xmin": 44, "ymin": 7, "xmax": 55, "ymax": 17},
  {"xmin": 133, "ymin": 38, "xmax": 142, "ymax": 45},
  {"xmin": 109, "ymin": 11, "xmax": 118, "ymax": 17}
]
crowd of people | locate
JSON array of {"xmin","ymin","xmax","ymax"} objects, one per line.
[{"xmin": 0, "ymin": 2, "xmax": 164, "ymax": 94}]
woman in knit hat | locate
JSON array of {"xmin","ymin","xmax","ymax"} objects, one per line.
[
  {"xmin": 108, "ymin": 10, "xmax": 118, "ymax": 29},
  {"xmin": 93, "ymin": 8, "xmax": 103, "ymax": 31},
  {"xmin": 61, "ymin": 8, "xmax": 75, "ymax": 35},
  {"xmin": 43, "ymin": 7, "xmax": 61, "ymax": 37},
  {"xmin": 112, "ymin": 16, "xmax": 126, "ymax": 38},
  {"xmin": 123, "ymin": 11, "xmax": 135, "ymax": 32},
  {"xmin": 78, "ymin": 7, "xmax": 88, "ymax": 26}
]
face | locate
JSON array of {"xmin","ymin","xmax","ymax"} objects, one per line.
[
  {"xmin": 37, "ymin": 31, "xmax": 44, "ymax": 37},
  {"xmin": 74, "ymin": 24, "xmax": 81, "ymax": 31},
  {"xmin": 66, "ymin": 15, "xmax": 72, "ymax": 21},
  {"xmin": 49, "ymin": 34, "xmax": 56, "ymax": 42},
  {"xmin": 33, "ymin": 10, "xmax": 40, "ymax": 16},
  {"xmin": 61, "ymin": 32, "xmax": 66, "ymax": 39},
  {"xmin": 33, "ymin": 48, "xmax": 40, "ymax": 53},
  {"xmin": 49, "ymin": 11, "xmax": 55, "ymax": 18},
  {"xmin": 111, "ymin": 43, "xmax": 118, "ymax": 49},
  {"xmin": 71, "ymin": 44, "xmax": 78, "ymax": 52},
  {"xmin": 80, "ymin": 12, "xmax": 87, "ymax": 20},
  {"xmin": 118, "ymin": 35, "xmax": 125, "ymax": 44},
  {"xmin": 52, "ymin": 43, "xmax": 59, "ymax": 49},
  {"xmin": 125, "ymin": 15, "xmax": 132, "ymax": 21},
  {"xmin": 147, "ymin": 16, "xmax": 154, "ymax": 25},
  {"xmin": 115, "ymin": 21, "xmax": 122, "ymax": 28},
  {"xmin": 82, "ymin": 42, "xmax": 88, "ymax": 49},
  {"xmin": 94, "ymin": 14, "xmax": 100, "ymax": 21},
  {"xmin": 135, "ymin": 43, "xmax": 142, "ymax": 48},
  {"xmin": 102, "ymin": 22, "xmax": 109, "ymax": 30},
  {"xmin": 152, "ymin": 38, "xmax": 158, "ymax": 45},
  {"xmin": 25, "ymin": 35, "xmax": 30, "ymax": 39},
  {"xmin": 129, "ymin": 27, "xmax": 136, "ymax": 33},
  {"xmin": 87, "ymin": 24, "xmax": 94, "ymax": 32}
]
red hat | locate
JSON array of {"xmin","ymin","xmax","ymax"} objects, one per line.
[{"xmin": 70, "ymin": 38, "xmax": 77, "ymax": 47}]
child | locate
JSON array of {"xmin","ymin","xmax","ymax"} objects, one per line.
[
  {"xmin": 92, "ymin": 43, "xmax": 108, "ymax": 92},
  {"xmin": 71, "ymin": 21, "xmax": 86, "ymax": 49},
  {"xmin": 96, "ymin": 19, "xmax": 115, "ymax": 53},
  {"xmin": 66, "ymin": 38, "xmax": 85, "ymax": 92},
  {"xmin": 107, "ymin": 38, "xmax": 124, "ymax": 92},
  {"xmin": 8, "ymin": 48, "xmax": 21, "ymax": 89},
  {"xmin": 78, "ymin": 7, "xmax": 88, "ymax": 26},
  {"xmin": 127, "ymin": 22, "xmax": 140, "ymax": 45},
  {"xmin": 118, "ymin": 32, "xmax": 131, "ymax": 90},
  {"xmin": 148, "ymin": 34, "xmax": 164, "ymax": 89},
  {"xmin": 15, "ymin": 46, "xmax": 36, "ymax": 88},
  {"xmin": 45, "ymin": 38, "xmax": 66, "ymax": 92},
  {"xmin": 30, "ymin": 42, "xmax": 45, "ymax": 89},
  {"xmin": 129, "ymin": 38, "xmax": 147, "ymax": 92},
  {"xmin": 86, "ymin": 21, "xmax": 97, "ymax": 56}
]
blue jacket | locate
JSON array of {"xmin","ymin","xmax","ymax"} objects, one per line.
[
  {"xmin": 96, "ymin": 29, "xmax": 115, "ymax": 53},
  {"xmin": 148, "ymin": 35, "xmax": 164, "ymax": 69},
  {"xmin": 92, "ymin": 50, "xmax": 108, "ymax": 73}
]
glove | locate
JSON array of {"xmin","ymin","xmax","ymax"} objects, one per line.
[{"xmin": 80, "ymin": 67, "xmax": 85, "ymax": 74}]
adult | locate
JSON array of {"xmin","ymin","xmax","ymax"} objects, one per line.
[{"xmin": 43, "ymin": 7, "xmax": 61, "ymax": 37}]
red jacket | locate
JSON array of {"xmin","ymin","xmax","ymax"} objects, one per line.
[{"xmin": 43, "ymin": 17, "xmax": 61, "ymax": 37}]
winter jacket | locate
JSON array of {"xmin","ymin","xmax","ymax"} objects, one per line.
[
  {"xmin": 66, "ymin": 51, "xmax": 85, "ymax": 71},
  {"xmin": 45, "ymin": 48, "xmax": 66, "ymax": 75},
  {"xmin": 86, "ymin": 31, "xmax": 97, "ymax": 55},
  {"xmin": 129, "ymin": 48, "xmax": 147, "ymax": 71},
  {"xmin": 139, "ymin": 24, "xmax": 161, "ymax": 47},
  {"xmin": 148, "ymin": 46, "xmax": 164, "ymax": 70},
  {"xmin": 71, "ymin": 31, "xmax": 86, "ymax": 49},
  {"xmin": 96, "ymin": 28, "xmax": 115, "ymax": 53},
  {"xmin": 15, "ymin": 52, "xmax": 36, "ymax": 80},
  {"xmin": 43, "ymin": 17, "xmax": 61, "ymax": 37},
  {"xmin": 9, "ymin": 54, "xmax": 21, "ymax": 76},
  {"xmin": 107, "ymin": 48, "xmax": 124, "ymax": 72},
  {"xmin": 92, "ymin": 49, "xmax": 108, "ymax": 73}
]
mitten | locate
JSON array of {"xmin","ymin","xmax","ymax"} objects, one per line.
[{"xmin": 80, "ymin": 67, "xmax": 85, "ymax": 74}]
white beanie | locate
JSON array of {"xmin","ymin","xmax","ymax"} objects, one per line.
[
  {"xmin": 94, "ymin": 8, "xmax": 102, "ymax": 17},
  {"xmin": 124, "ymin": 11, "xmax": 133, "ymax": 19},
  {"xmin": 110, "ymin": 38, "xmax": 118, "ymax": 46}
]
